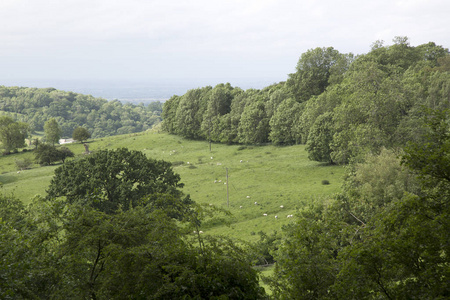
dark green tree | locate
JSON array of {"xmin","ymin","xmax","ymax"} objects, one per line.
[
  {"xmin": 0, "ymin": 190, "xmax": 266, "ymax": 299},
  {"xmin": 305, "ymin": 112, "xmax": 335, "ymax": 163},
  {"xmin": 34, "ymin": 143, "xmax": 61, "ymax": 165},
  {"xmin": 72, "ymin": 126, "xmax": 91, "ymax": 142},
  {"xmin": 0, "ymin": 116, "xmax": 29, "ymax": 153},
  {"xmin": 58, "ymin": 147, "xmax": 74, "ymax": 163},
  {"xmin": 46, "ymin": 148, "xmax": 191, "ymax": 215}
]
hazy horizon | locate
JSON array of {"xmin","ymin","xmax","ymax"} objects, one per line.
[{"xmin": 0, "ymin": 77, "xmax": 283, "ymax": 102}]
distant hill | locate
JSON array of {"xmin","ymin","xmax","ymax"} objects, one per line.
[{"xmin": 0, "ymin": 86, "xmax": 163, "ymax": 138}]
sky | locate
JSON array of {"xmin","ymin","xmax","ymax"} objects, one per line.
[{"xmin": 0, "ymin": 0, "xmax": 449, "ymax": 94}]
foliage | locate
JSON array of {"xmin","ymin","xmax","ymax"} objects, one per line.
[
  {"xmin": 15, "ymin": 157, "xmax": 32, "ymax": 170},
  {"xmin": 160, "ymin": 37, "xmax": 449, "ymax": 167},
  {"xmin": 34, "ymin": 143, "xmax": 74, "ymax": 166},
  {"xmin": 46, "ymin": 148, "xmax": 191, "ymax": 216},
  {"xmin": 285, "ymin": 46, "xmax": 352, "ymax": 102},
  {"xmin": 270, "ymin": 109, "xmax": 450, "ymax": 299},
  {"xmin": 0, "ymin": 116, "xmax": 29, "ymax": 154},
  {"xmin": 0, "ymin": 87, "xmax": 163, "ymax": 138},
  {"xmin": 305, "ymin": 112, "xmax": 335, "ymax": 163},
  {"xmin": 0, "ymin": 162, "xmax": 267, "ymax": 299},
  {"xmin": 43, "ymin": 118, "xmax": 62, "ymax": 145},
  {"xmin": 72, "ymin": 126, "xmax": 91, "ymax": 142}
]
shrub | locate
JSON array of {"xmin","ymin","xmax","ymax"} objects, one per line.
[
  {"xmin": 321, "ymin": 180, "xmax": 330, "ymax": 185},
  {"xmin": 15, "ymin": 158, "xmax": 33, "ymax": 170}
]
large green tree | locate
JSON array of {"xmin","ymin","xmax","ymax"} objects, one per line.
[
  {"xmin": 285, "ymin": 47, "xmax": 351, "ymax": 102},
  {"xmin": 0, "ymin": 116, "xmax": 29, "ymax": 153},
  {"xmin": 72, "ymin": 126, "xmax": 91, "ymax": 142},
  {"xmin": 46, "ymin": 148, "xmax": 191, "ymax": 216}
]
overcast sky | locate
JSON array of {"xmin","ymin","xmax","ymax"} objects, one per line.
[{"xmin": 1, "ymin": 0, "xmax": 449, "ymax": 88}]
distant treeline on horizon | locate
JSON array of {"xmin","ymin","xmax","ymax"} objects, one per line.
[{"xmin": 0, "ymin": 85, "xmax": 163, "ymax": 138}]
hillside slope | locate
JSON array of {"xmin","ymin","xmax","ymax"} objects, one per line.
[{"xmin": 0, "ymin": 130, "xmax": 344, "ymax": 241}]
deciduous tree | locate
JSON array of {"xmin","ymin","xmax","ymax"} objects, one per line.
[
  {"xmin": 0, "ymin": 116, "xmax": 29, "ymax": 154},
  {"xmin": 44, "ymin": 118, "xmax": 62, "ymax": 145},
  {"xmin": 72, "ymin": 126, "xmax": 91, "ymax": 142},
  {"xmin": 46, "ymin": 148, "xmax": 191, "ymax": 216}
]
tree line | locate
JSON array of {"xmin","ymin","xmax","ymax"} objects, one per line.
[
  {"xmin": 162, "ymin": 37, "xmax": 449, "ymax": 164},
  {"xmin": 1, "ymin": 110, "xmax": 449, "ymax": 298},
  {"xmin": 0, "ymin": 87, "xmax": 163, "ymax": 138}
]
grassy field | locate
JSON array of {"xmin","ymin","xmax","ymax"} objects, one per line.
[{"xmin": 0, "ymin": 130, "xmax": 345, "ymax": 242}]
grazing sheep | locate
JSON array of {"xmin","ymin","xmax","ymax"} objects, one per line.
[
  {"xmin": 239, "ymin": 206, "xmax": 243, "ymax": 208},
  {"xmin": 287, "ymin": 214, "xmax": 293, "ymax": 218},
  {"xmin": 210, "ymin": 157, "xmax": 213, "ymax": 159},
  {"xmin": 280, "ymin": 205, "xmax": 284, "ymax": 208},
  {"xmin": 254, "ymin": 202, "xmax": 258, "ymax": 205},
  {"xmin": 218, "ymin": 180, "xmax": 222, "ymax": 183},
  {"xmin": 275, "ymin": 215, "xmax": 278, "ymax": 219},
  {"xmin": 246, "ymin": 196, "xmax": 251, "ymax": 199},
  {"xmin": 17, "ymin": 171, "xmax": 20, "ymax": 174},
  {"xmin": 240, "ymin": 160, "xmax": 243, "ymax": 163},
  {"xmin": 187, "ymin": 162, "xmax": 190, "ymax": 164},
  {"xmin": 214, "ymin": 180, "xmax": 217, "ymax": 183},
  {"xmin": 193, "ymin": 231, "xmax": 197, "ymax": 233},
  {"xmin": 199, "ymin": 231, "xmax": 204, "ymax": 234},
  {"xmin": 263, "ymin": 213, "xmax": 268, "ymax": 216}
]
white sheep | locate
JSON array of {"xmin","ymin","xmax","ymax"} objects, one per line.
[
  {"xmin": 240, "ymin": 160, "xmax": 243, "ymax": 163},
  {"xmin": 199, "ymin": 231, "xmax": 204, "ymax": 234},
  {"xmin": 280, "ymin": 205, "xmax": 284, "ymax": 208},
  {"xmin": 239, "ymin": 205, "xmax": 243, "ymax": 208},
  {"xmin": 275, "ymin": 215, "xmax": 278, "ymax": 219},
  {"xmin": 254, "ymin": 202, "xmax": 258, "ymax": 205},
  {"xmin": 263, "ymin": 213, "xmax": 268, "ymax": 216},
  {"xmin": 210, "ymin": 157, "xmax": 213, "ymax": 159},
  {"xmin": 246, "ymin": 196, "xmax": 251, "ymax": 199}
]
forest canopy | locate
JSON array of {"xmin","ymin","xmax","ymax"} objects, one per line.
[
  {"xmin": 0, "ymin": 87, "xmax": 163, "ymax": 138},
  {"xmin": 162, "ymin": 37, "xmax": 450, "ymax": 164}
]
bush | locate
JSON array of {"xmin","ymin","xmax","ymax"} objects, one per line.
[
  {"xmin": 15, "ymin": 158, "xmax": 33, "ymax": 170},
  {"xmin": 321, "ymin": 180, "xmax": 330, "ymax": 185}
]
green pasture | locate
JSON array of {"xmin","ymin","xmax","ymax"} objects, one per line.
[{"xmin": 0, "ymin": 130, "xmax": 345, "ymax": 241}]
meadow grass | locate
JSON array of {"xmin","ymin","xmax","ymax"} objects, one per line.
[{"xmin": 0, "ymin": 130, "xmax": 345, "ymax": 241}]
